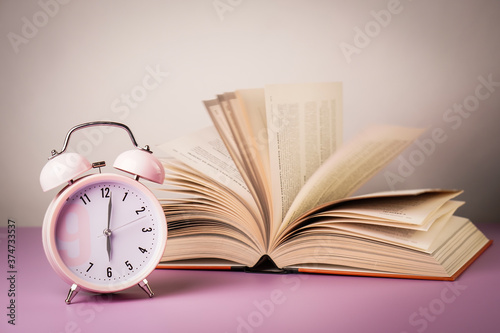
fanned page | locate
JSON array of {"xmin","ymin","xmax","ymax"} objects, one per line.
[
  {"xmin": 203, "ymin": 99, "xmax": 242, "ymax": 166},
  {"xmin": 265, "ymin": 82, "xmax": 343, "ymax": 237},
  {"xmin": 234, "ymin": 89, "xmax": 270, "ymax": 181},
  {"xmin": 158, "ymin": 126, "xmax": 260, "ymax": 221},
  {"xmin": 326, "ymin": 200, "xmax": 464, "ymax": 252},
  {"xmin": 273, "ymin": 216, "xmax": 489, "ymax": 279},
  {"xmin": 274, "ymin": 189, "xmax": 463, "ymax": 249},
  {"xmin": 312, "ymin": 190, "xmax": 462, "ymax": 229},
  {"xmin": 204, "ymin": 93, "xmax": 272, "ymax": 244},
  {"xmin": 278, "ymin": 125, "xmax": 425, "ymax": 235}
]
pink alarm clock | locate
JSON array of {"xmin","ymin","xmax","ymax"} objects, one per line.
[{"xmin": 40, "ymin": 121, "xmax": 167, "ymax": 304}]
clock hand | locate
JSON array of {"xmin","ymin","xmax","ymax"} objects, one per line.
[
  {"xmin": 106, "ymin": 193, "xmax": 112, "ymax": 261},
  {"xmin": 111, "ymin": 215, "xmax": 146, "ymax": 233},
  {"xmin": 97, "ymin": 215, "xmax": 147, "ymax": 239}
]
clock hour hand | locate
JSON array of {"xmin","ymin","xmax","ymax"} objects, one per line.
[{"xmin": 105, "ymin": 193, "xmax": 112, "ymax": 261}]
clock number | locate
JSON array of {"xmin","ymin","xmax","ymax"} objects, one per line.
[
  {"xmin": 135, "ymin": 207, "xmax": 146, "ymax": 215},
  {"xmin": 122, "ymin": 192, "xmax": 129, "ymax": 201},
  {"xmin": 107, "ymin": 266, "xmax": 112, "ymax": 278},
  {"xmin": 142, "ymin": 227, "xmax": 152, "ymax": 232},
  {"xmin": 138, "ymin": 247, "xmax": 148, "ymax": 254},
  {"xmin": 86, "ymin": 262, "xmax": 94, "ymax": 272},
  {"xmin": 79, "ymin": 194, "xmax": 91, "ymax": 205},
  {"xmin": 101, "ymin": 187, "xmax": 110, "ymax": 198},
  {"xmin": 125, "ymin": 260, "xmax": 133, "ymax": 270}
]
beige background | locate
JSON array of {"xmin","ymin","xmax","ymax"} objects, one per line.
[{"xmin": 1, "ymin": 0, "xmax": 499, "ymax": 227}]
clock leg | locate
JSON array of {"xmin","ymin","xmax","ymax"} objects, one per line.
[
  {"xmin": 138, "ymin": 279, "xmax": 154, "ymax": 298},
  {"xmin": 65, "ymin": 284, "xmax": 81, "ymax": 304}
]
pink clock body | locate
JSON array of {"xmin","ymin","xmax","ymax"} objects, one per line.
[
  {"xmin": 40, "ymin": 122, "xmax": 168, "ymax": 302},
  {"xmin": 42, "ymin": 173, "xmax": 167, "ymax": 294}
]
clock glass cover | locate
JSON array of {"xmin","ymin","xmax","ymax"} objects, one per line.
[{"xmin": 47, "ymin": 174, "xmax": 166, "ymax": 292}]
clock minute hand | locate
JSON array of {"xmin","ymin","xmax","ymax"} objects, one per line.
[{"xmin": 106, "ymin": 193, "xmax": 112, "ymax": 261}]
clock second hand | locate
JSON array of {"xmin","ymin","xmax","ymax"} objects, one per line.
[
  {"xmin": 112, "ymin": 216, "xmax": 147, "ymax": 233},
  {"xmin": 99, "ymin": 215, "xmax": 147, "ymax": 239}
]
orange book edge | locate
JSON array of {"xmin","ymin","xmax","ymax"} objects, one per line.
[
  {"xmin": 156, "ymin": 240, "xmax": 493, "ymax": 280},
  {"xmin": 157, "ymin": 264, "xmax": 234, "ymax": 271},
  {"xmin": 297, "ymin": 239, "xmax": 493, "ymax": 281}
]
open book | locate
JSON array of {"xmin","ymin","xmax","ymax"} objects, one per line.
[{"xmin": 157, "ymin": 82, "xmax": 491, "ymax": 280}]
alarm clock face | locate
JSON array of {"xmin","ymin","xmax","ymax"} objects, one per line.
[{"xmin": 43, "ymin": 173, "xmax": 167, "ymax": 293}]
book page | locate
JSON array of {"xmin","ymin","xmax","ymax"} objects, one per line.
[
  {"xmin": 235, "ymin": 89, "xmax": 269, "ymax": 180},
  {"xmin": 322, "ymin": 201, "xmax": 462, "ymax": 252},
  {"xmin": 160, "ymin": 157, "xmax": 267, "ymax": 253},
  {"xmin": 313, "ymin": 199, "xmax": 464, "ymax": 230},
  {"xmin": 204, "ymin": 99, "xmax": 242, "ymax": 166},
  {"xmin": 280, "ymin": 125, "xmax": 424, "ymax": 231},
  {"xmin": 158, "ymin": 126, "xmax": 258, "ymax": 215},
  {"xmin": 265, "ymin": 82, "xmax": 343, "ymax": 233},
  {"xmin": 314, "ymin": 191, "xmax": 462, "ymax": 226},
  {"xmin": 205, "ymin": 92, "xmax": 273, "ymax": 245}
]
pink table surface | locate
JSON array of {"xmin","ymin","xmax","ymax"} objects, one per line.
[{"xmin": 1, "ymin": 224, "xmax": 499, "ymax": 333}]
